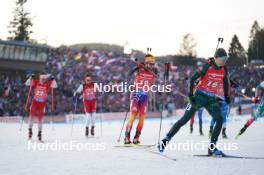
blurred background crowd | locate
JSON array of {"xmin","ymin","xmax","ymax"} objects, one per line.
[{"xmin": 1, "ymin": 47, "xmax": 263, "ymax": 117}]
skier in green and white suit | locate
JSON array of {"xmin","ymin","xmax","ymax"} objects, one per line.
[{"xmin": 236, "ymin": 81, "xmax": 264, "ymax": 138}]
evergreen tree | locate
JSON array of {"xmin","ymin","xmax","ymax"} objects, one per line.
[
  {"xmin": 249, "ymin": 21, "xmax": 260, "ymax": 40},
  {"xmin": 227, "ymin": 35, "xmax": 246, "ymax": 66},
  {"xmin": 248, "ymin": 20, "xmax": 263, "ymax": 61},
  {"xmin": 8, "ymin": 0, "xmax": 33, "ymax": 41},
  {"xmin": 253, "ymin": 29, "xmax": 264, "ymax": 61}
]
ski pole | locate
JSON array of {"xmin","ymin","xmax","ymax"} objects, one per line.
[
  {"xmin": 51, "ymin": 88, "xmax": 54, "ymax": 113},
  {"xmin": 70, "ymin": 96, "xmax": 78, "ymax": 136},
  {"xmin": 19, "ymin": 115, "xmax": 24, "ymax": 132},
  {"xmin": 100, "ymin": 89, "xmax": 104, "ymax": 137},
  {"xmin": 20, "ymin": 79, "xmax": 33, "ymax": 131},
  {"xmin": 24, "ymin": 80, "xmax": 33, "ymax": 111},
  {"xmin": 157, "ymin": 62, "xmax": 170, "ymax": 143},
  {"xmin": 175, "ymin": 89, "xmax": 187, "ymax": 98},
  {"xmin": 237, "ymin": 92, "xmax": 252, "ymax": 101},
  {"xmin": 117, "ymin": 110, "xmax": 129, "ymax": 142},
  {"xmin": 116, "ymin": 71, "xmax": 133, "ymax": 142},
  {"xmin": 158, "ymin": 89, "xmax": 165, "ymax": 143},
  {"xmin": 51, "ymin": 87, "xmax": 55, "ymax": 131},
  {"xmin": 100, "ymin": 114, "xmax": 103, "ymax": 137},
  {"xmin": 170, "ymin": 83, "xmax": 188, "ymax": 98},
  {"xmin": 215, "ymin": 37, "xmax": 224, "ymax": 54}
]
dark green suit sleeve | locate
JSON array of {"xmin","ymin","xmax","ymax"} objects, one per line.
[
  {"xmin": 223, "ymin": 67, "xmax": 230, "ymax": 100},
  {"xmin": 188, "ymin": 62, "xmax": 210, "ymax": 96}
]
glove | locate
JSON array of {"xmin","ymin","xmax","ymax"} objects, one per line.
[
  {"xmin": 225, "ymin": 96, "xmax": 231, "ymax": 104},
  {"xmin": 48, "ymin": 75, "xmax": 55, "ymax": 81},
  {"xmin": 30, "ymin": 73, "xmax": 36, "ymax": 79},
  {"xmin": 73, "ymin": 92, "xmax": 77, "ymax": 97},
  {"xmin": 252, "ymin": 97, "xmax": 260, "ymax": 104},
  {"xmin": 236, "ymin": 86, "xmax": 242, "ymax": 93}
]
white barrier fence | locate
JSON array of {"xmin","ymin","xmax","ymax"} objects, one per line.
[{"xmin": 0, "ymin": 116, "xmax": 22, "ymax": 123}]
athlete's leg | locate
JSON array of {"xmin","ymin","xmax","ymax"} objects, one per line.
[
  {"xmin": 28, "ymin": 103, "xmax": 36, "ymax": 139},
  {"xmin": 220, "ymin": 102, "xmax": 229, "ymax": 138},
  {"xmin": 166, "ymin": 103, "xmax": 199, "ymax": 140},
  {"xmin": 124, "ymin": 95, "xmax": 139, "ymax": 143},
  {"xmin": 133, "ymin": 95, "xmax": 148, "ymax": 143},
  {"xmin": 37, "ymin": 103, "xmax": 45, "ymax": 141},
  {"xmin": 189, "ymin": 113, "xmax": 195, "ymax": 133},
  {"xmin": 237, "ymin": 100, "xmax": 264, "ymax": 137},
  {"xmin": 205, "ymin": 100, "xmax": 223, "ymax": 154},
  {"xmin": 198, "ymin": 108, "xmax": 204, "ymax": 135}
]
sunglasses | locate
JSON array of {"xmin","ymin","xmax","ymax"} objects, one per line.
[{"xmin": 219, "ymin": 56, "xmax": 228, "ymax": 62}]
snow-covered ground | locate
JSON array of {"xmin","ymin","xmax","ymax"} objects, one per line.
[{"xmin": 0, "ymin": 115, "xmax": 264, "ymax": 175}]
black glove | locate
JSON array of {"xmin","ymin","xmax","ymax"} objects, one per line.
[
  {"xmin": 29, "ymin": 73, "xmax": 36, "ymax": 79},
  {"xmin": 48, "ymin": 75, "xmax": 55, "ymax": 81}
]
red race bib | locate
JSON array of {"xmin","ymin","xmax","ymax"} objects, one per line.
[
  {"xmin": 83, "ymin": 84, "xmax": 96, "ymax": 100},
  {"xmin": 134, "ymin": 68, "xmax": 154, "ymax": 91},
  {"xmin": 33, "ymin": 81, "xmax": 50, "ymax": 102},
  {"xmin": 196, "ymin": 66, "xmax": 225, "ymax": 97}
]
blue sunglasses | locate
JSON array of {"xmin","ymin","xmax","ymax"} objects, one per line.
[{"xmin": 219, "ymin": 56, "xmax": 228, "ymax": 61}]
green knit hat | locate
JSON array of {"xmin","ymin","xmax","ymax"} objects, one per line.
[{"xmin": 214, "ymin": 48, "xmax": 227, "ymax": 57}]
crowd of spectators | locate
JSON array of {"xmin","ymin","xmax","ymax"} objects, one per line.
[{"xmin": 1, "ymin": 46, "xmax": 264, "ymax": 116}]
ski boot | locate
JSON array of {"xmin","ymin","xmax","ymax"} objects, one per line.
[
  {"xmin": 91, "ymin": 126, "xmax": 95, "ymax": 136},
  {"xmin": 222, "ymin": 128, "xmax": 228, "ymax": 139},
  {"xmin": 236, "ymin": 125, "xmax": 248, "ymax": 139},
  {"xmin": 208, "ymin": 126, "xmax": 213, "ymax": 138},
  {"xmin": 158, "ymin": 136, "xmax": 170, "ymax": 152},
  {"xmin": 37, "ymin": 131, "xmax": 42, "ymax": 142},
  {"xmin": 133, "ymin": 131, "xmax": 141, "ymax": 144},
  {"xmin": 199, "ymin": 127, "xmax": 204, "ymax": 136},
  {"xmin": 85, "ymin": 127, "xmax": 89, "ymax": 137},
  {"xmin": 190, "ymin": 124, "xmax": 193, "ymax": 134},
  {"xmin": 208, "ymin": 143, "xmax": 225, "ymax": 157},
  {"xmin": 124, "ymin": 131, "xmax": 131, "ymax": 144},
  {"xmin": 28, "ymin": 128, "xmax": 33, "ymax": 140}
]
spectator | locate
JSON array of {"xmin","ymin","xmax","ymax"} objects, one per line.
[{"xmin": 1, "ymin": 46, "xmax": 264, "ymax": 116}]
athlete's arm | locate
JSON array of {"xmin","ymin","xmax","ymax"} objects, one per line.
[
  {"xmin": 255, "ymin": 81, "xmax": 264, "ymax": 98},
  {"xmin": 74, "ymin": 84, "xmax": 83, "ymax": 96},
  {"xmin": 147, "ymin": 67, "xmax": 158, "ymax": 77},
  {"xmin": 223, "ymin": 68, "xmax": 231, "ymax": 104},
  {"xmin": 25, "ymin": 76, "xmax": 35, "ymax": 86},
  {"xmin": 128, "ymin": 67, "xmax": 139, "ymax": 77},
  {"xmin": 230, "ymin": 79, "xmax": 239, "ymax": 89},
  {"xmin": 188, "ymin": 61, "xmax": 210, "ymax": 96}
]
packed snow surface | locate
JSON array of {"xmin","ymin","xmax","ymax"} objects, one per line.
[{"xmin": 0, "ymin": 115, "xmax": 264, "ymax": 175}]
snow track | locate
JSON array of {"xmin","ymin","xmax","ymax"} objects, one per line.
[{"xmin": 0, "ymin": 116, "xmax": 264, "ymax": 175}]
